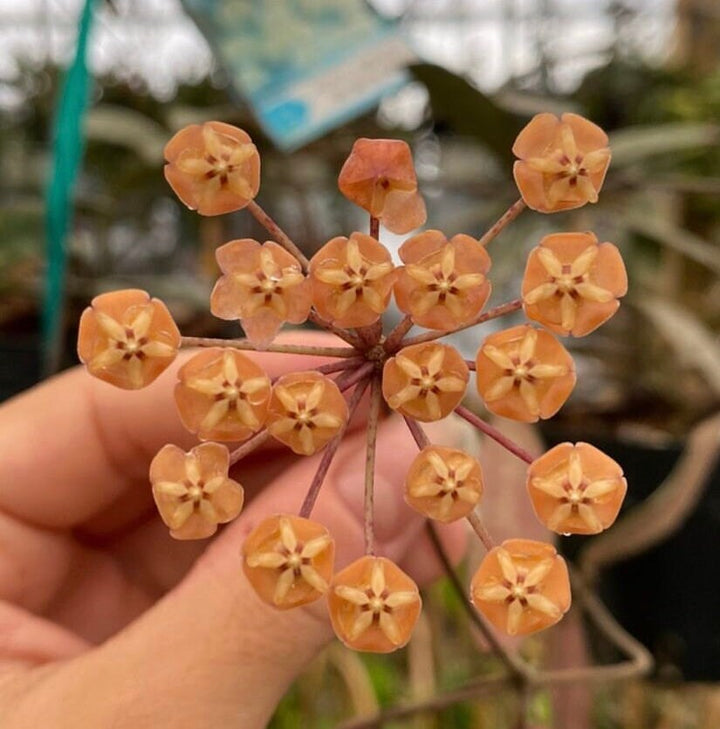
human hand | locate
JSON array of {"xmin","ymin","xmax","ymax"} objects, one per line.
[{"xmin": 0, "ymin": 335, "xmax": 464, "ymax": 728}]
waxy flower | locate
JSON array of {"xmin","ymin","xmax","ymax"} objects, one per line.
[
  {"xmin": 471, "ymin": 539, "xmax": 571, "ymax": 636},
  {"xmin": 242, "ymin": 515, "xmax": 335, "ymax": 609},
  {"xmin": 267, "ymin": 372, "xmax": 348, "ymax": 455},
  {"xmin": 329, "ymin": 556, "xmax": 422, "ymax": 653},
  {"xmin": 522, "ymin": 232, "xmax": 628, "ymax": 336},
  {"xmin": 150, "ymin": 442, "xmax": 244, "ymax": 540},
  {"xmin": 527, "ymin": 442, "xmax": 627, "ymax": 534},
  {"xmin": 175, "ymin": 348, "xmax": 271, "ymax": 441},
  {"xmin": 383, "ymin": 342, "xmax": 469, "ymax": 421},
  {"xmin": 164, "ymin": 121, "xmax": 260, "ymax": 216},
  {"xmin": 405, "ymin": 446, "xmax": 484, "ymax": 522},
  {"xmin": 309, "ymin": 233, "xmax": 395, "ymax": 328},
  {"xmin": 338, "ymin": 138, "xmax": 426, "ymax": 234},
  {"xmin": 210, "ymin": 238, "xmax": 312, "ymax": 348},
  {"xmin": 394, "ymin": 230, "xmax": 492, "ymax": 331},
  {"xmin": 476, "ymin": 325, "xmax": 575, "ymax": 422},
  {"xmin": 513, "ymin": 113, "xmax": 610, "ymax": 213},
  {"xmin": 77, "ymin": 289, "xmax": 180, "ymax": 390}
]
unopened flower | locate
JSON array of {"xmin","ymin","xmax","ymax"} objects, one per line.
[
  {"xmin": 471, "ymin": 539, "xmax": 571, "ymax": 635},
  {"xmin": 242, "ymin": 515, "xmax": 335, "ymax": 609},
  {"xmin": 309, "ymin": 233, "xmax": 395, "ymax": 328},
  {"xmin": 329, "ymin": 556, "xmax": 422, "ymax": 653},
  {"xmin": 527, "ymin": 442, "xmax": 627, "ymax": 534},
  {"xmin": 267, "ymin": 372, "xmax": 348, "ymax": 455},
  {"xmin": 164, "ymin": 121, "xmax": 260, "ymax": 216},
  {"xmin": 475, "ymin": 325, "xmax": 575, "ymax": 422},
  {"xmin": 522, "ymin": 231, "xmax": 628, "ymax": 336},
  {"xmin": 394, "ymin": 230, "xmax": 492, "ymax": 331},
  {"xmin": 175, "ymin": 348, "xmax": 271, "ymax": 441},
  {"xmin": 77, "ymin": 289, "xmax": 180, "ymax": 390},
  {"xmin": 150, "ymin": 442, "xmax": 244, "ymax": 540},
  {"xmin": 383, "ymin": 342, "xmax": 469, "ymax": 421},
  {"xmin": 210, "ymin": 238, "xmax": 311, "ymax": 348},
  {"xmin": 405, "ymin": 446, "xmax": 484, "ymax": 522},
  {"xmin": 338, "ymin": 138, "xmax": 426, "ymax": 234},
  {"xmin": 513, "ymin": 113, "xmax": 610, "ymax": 213}
]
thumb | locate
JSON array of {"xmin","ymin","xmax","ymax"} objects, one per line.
[{"xmin": 19, "ymin": 416, "xmax": 464, "ymax": 729}]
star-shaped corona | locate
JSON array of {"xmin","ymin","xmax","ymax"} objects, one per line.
[
  {"xmin": 267, "ymin": 372, "xmax": 348, "ymax": 455},
  {"xmin": 476, "ymin": 325, "xmax": 575, "ymax": 422},
  {"xmin": 394, "ymin": 230, "xmax": 492, "ymax": 331},
  {"xmin": 150, "ymin": 442, "xmax": 244, "ymax": 540},
  {"xmin": 210, "ymin": 238, "xmax": 311, "ymax": 348},
  {"xmin": 329, "ymin": 556, "xmax": 422, "ymax": 653},
  {"xmin": 471, "ymin": 540, "xmax": 571, "ymax": 636},
  {"xmin": 383, "ymin": 342, "xmax": 469, "ymax": 421},
  {"xmin": 242, "ymin": 515, "xmax": 335, "ymax": 609},
  {"xmin": 522, "ymin": 231, "xmax": 628, "ymax": 337},
  {"xmin": 77, "ymin": 289, "xmax": 181, "ymax": 390},
  {"xmin": 309, "ymin": 233, "xmax": 395, "ymax": 328},
  {"xmin": 527, "ymin": 442, "xmax": 627, "ymax": 534},
  {"xmin": 175, "ymin": 348, "xmax": 271, "ymax": 441},
  {"xmin": 512, "ymin": 113, "xmax": 611, "ymax": 213},
  {"xmin": 404, "ymin": 446, "xmax": 484, "ymax": 522},
  {"xmin": 164, "ymin": 121, "xmax": 260, "ymax": 216}
]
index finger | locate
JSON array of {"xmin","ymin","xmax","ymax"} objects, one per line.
[{"xmin": 0, "ymin": 333, "xmax": 357, "ymax": 529}]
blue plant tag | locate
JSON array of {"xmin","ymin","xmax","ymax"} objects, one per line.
[{"xmin": 183, "ymin": 0, "xmax": 413, "ymax": 150}]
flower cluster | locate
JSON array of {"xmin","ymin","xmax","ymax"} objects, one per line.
[{"xmin": 78, "ymin": 114, "xmax": 627, "ymax": 653}]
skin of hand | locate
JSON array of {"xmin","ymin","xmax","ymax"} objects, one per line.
[{"xmin": 0, "ymin": 334, "xmax": 465, "ymax": 728}]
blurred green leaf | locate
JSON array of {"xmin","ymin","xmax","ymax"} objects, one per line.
[
  {"xmin": 615, "ymin": 209, "xmax": 720, "ymax": 274},
  {"xmin": 609, "ymin": 123, "xmax": 720, "ymax": 166},
  {"xmin": 85, "ymin": 105, "xmax": 169, "ymax": 164},
  {"xmin": 636, "ymin": 297, "xmax": 720, "ymax": 396},
  {"xmin": 411, "ymin": 63, "xmax": 524, "ymax": 166}
]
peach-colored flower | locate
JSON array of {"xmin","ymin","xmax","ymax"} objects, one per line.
[
  {"xmin": 405, "ymin": 446, "xmax": 484, "ymax": 522},
  {"xmin": 150, "ymin": 442, "xmax": 244, "ymax": 540},
  {"xmin": 77, "ymin": 289, "xmax": 180, "ymax": 390},
  {"xmin": 394, "ymin": 230, "xmax": 492, "ymax": 331},
  {"xmin": 527, "ymin": 442, "xmax": 627, "ymax": 534},
  {"xmin": 513, "ymin": 113, "xmax": 610, "ymax": 213},
  {"xmin": 242, "ymin": 514, "xmax": 335, "ymax": 609},
  {"xmin": 470, "ymin": 539, "xmax": 571, "ymax": 636},
  {"xmin": 309, "ymin": 233, "xmax": 395, "ymax": 328},
  {"xmin": 210, "ymin": 238, "xmax": 311, "ymax": 348},
  {"xmin": 522, "ymin": 231, "xmax": 628, "ymax": 336},
  {"xmin": 164, "ymin": 121, "xmax": 260, "ymax": 216},
  {"xmin": 383, "ymin": 342, "xmax": 469, "ymax": 422},
  {"xmin": 266, "ymin": 372, "xmax": 348, "ymax": 455},
  {"xmin": 338, "ymin": 138, "xmax": 426, "ymax": 234},
  {"xmin": 174, "ymin": 348, "xmax": 271, "ymax": 441},
  {"xmin": 475, "ymin": 325, "xmax": 575, "ymax": 422},
  {"xmin": 329, "ymin": 556, "xmax": 422, "ymax": 653}
]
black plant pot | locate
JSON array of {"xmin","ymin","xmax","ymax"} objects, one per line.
[{"xmin": 544, "ymin": 432, "xmax": 720, "ymax": 681}]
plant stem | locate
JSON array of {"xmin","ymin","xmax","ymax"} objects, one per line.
[
  {"xmin": 477, "ymin": 198, "xmax": 527, "ymax": 248},
  {"xmin": 400, "ymin": 299, "xmax": 523, "ymax": 347},
  {"xmin": 308, "ymin": 311, "xmax": 364, "ymax": 348},
  {"xmin": 229, "ymin": 429, "xmax": 271, "ymax": 465},
  {"xmin": 299, "ymin": 377, "xmax": 370, "ymax": 518},
  {"xmin": 403, "ymin": 415, "xmax": 430, "ymax": 449},
  {"xmin": 466, "ymin": 510, "xmax": 495, "ymax": 551},
  {"xmin": 335, "ymin": 361, "xmax": 375, "ymax": 392},
  {"xmin": 316, "ymin": 357, "xmax": 366, "ymax": 375},
  {"xmin": 181, "ymin": 336, "xmax": 359, "ymax": 359},
  {"xmin": 363, "ymin": 377, "xmax": 382, "ymax": 556},
  {"xmin": 384, "ymin": 315, "xmax": 414, "ymax": 353},
  {"xmin": 454, "ymin": 405, "xmax": 535, "ymax": 465},
  {"xmin": 246, "ymin": 199, "xmax": 310, "ymax": 270},
  {"xmin": 369, "ymin": 214, "xmax": 379, "ymax": 239}
]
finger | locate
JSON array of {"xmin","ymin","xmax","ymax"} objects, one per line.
[
  {"xmin": 0, "ymin": 333, "xmax": 355, "ymax": 530},
  {"xmin": 32, "ymin": 415, "xmax": 464, "ymax": 729}
]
